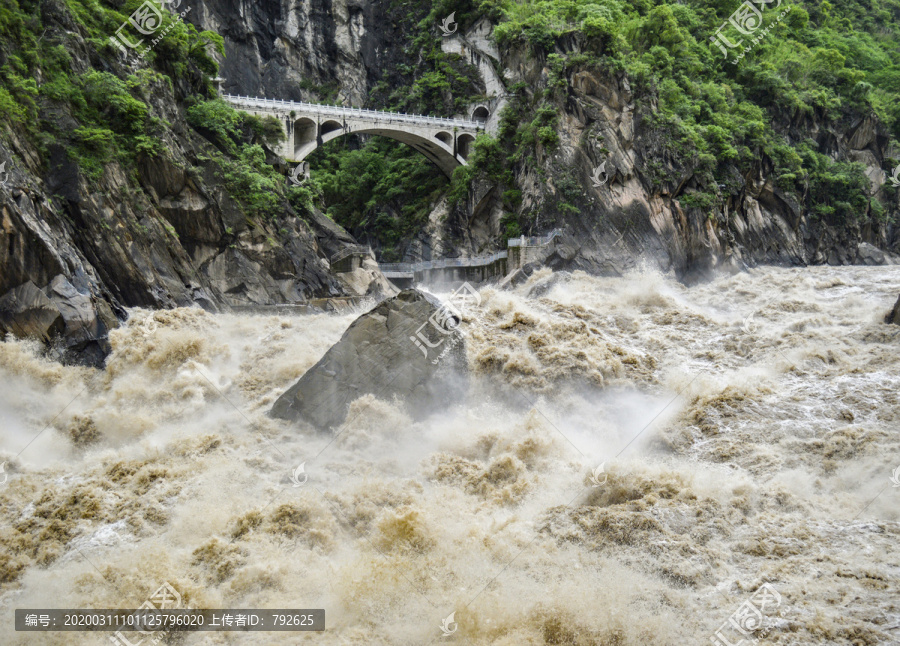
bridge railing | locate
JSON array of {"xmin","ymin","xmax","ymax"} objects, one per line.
[
  {"xmin": 379, "ymin": 251, "xmax": 508, "ymax": 274},
  {"xmin": 222, "ymin": 94, "xmax": 483, "ymax": 130}
]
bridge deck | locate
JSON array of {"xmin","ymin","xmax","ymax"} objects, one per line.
[{"xmin": 223, "ymin": 95, "xmax": 482, "ymax": 130}]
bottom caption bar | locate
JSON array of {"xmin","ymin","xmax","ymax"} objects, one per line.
[{"xmin": 15, "ymin": 609, "xmax": 325, "ymax": 631}]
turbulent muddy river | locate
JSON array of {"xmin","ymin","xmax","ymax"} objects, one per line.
[{"xmin": 1, "ymin": 266, "xmax": 898, "ymax": 645}]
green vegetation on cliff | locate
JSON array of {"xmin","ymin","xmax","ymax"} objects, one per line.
[
  {"xmin": 308, "ymin": 138, "xmax": 449, "ymax": 262},
  {"xmin": 185, "ymin": 97, "xmax": 287, "ymax": 218},
  {"xmin": 0, "ymin": 0, "xmax": 221, "ymax": 132},
  {"xmin": 0, "ymin": 0, "xmax": 290, "ymax": 220},
  {"xmin": 315, "ymin": 0, "xmax": 898, "ymax": 247},
  {"xmin": 306, "ymin": 0, "xmax": 488, "ymax": 258},
  {"xmin": 463, "ymin": 0, "xmax": 899, "ymax": 230},
  {"xmin": 2, "ymin": 0, "xmax": 897, "ymax": 257}
]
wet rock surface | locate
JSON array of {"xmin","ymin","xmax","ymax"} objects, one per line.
[
  {"xmin": 270, "ymin": 289, "xmax": 468, "ymax": 430},
  {"xmin": 0, "ymin": 276, "xmax": 119, "ymax": 367},
  {"xmin": 45, "ymin": 275, "xmax": 119, "ymax": 367},
  {"xmin": 887, "ymin": 294, "xmax": 900, "ymax": 325},
  {"xmin": 527, "ymin": 271, "xmax": 572, "ymax": 299},
  {"xmin": 0, "ymin": 0, "xmax": 379, "ymax": 357},
  {"xmin": 0, "ymin": 281, "xmax": 64, "ymax": 342},
  {"xmin": 499, "ymin": 262, "xmax": 538, "ymax": 289}
]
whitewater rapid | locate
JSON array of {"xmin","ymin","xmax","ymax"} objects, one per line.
[{"xmin": 0, "ymin": 265, "xmax": 898, "ymax": 644}]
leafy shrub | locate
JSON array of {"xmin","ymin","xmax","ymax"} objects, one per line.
[
  {"xmin": 201, "ymin": 144, "xmax": 283, "ymax": 219},
  {"xmin": 80, "ymin": 70, "xmax": 148, "ymax": 134},
  {"xmin": 245, "ymin": 115, "xmax": 286, "ymax": 147},
  {"xmin": 70, "ymin": 127, "xmax": 116, "ymax": 181},
  {"xmin": 308, "ymin": 136, "xmax": 450, "ymax": 257},
  {"xmin": 186, "ymin": 99, "xmax": 243, "ymax": 154}
]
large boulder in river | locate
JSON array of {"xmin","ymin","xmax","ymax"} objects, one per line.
[
  {"xmin": 887, "ymin": 295, "xmax": 900, "ymax": 325},
  {"xmin": 270, "ymin": 289, "xmax": 469, "ymax": 430}
]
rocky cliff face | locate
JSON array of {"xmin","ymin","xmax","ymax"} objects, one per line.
[
  {"xmin": 2, "ymin": 131, "xmax": 341, "ymax": 308},
  {"xmin": 1, "ymin": 106, "xmax": 349, "ymax": 361},
  {"xmin": 3, "ymin": 1, "xmax": 899, "ymax": 364},
  {"xmin": 196, "ymin": 0, "xmax": 404, "ymax": 106},
  {"xmin": 502, "ymin": 48, "xmax": 899, "ymax": 281},
  {"xmin": 444, "ymin": 25, "xmax": 899, "ymax": 282},
  {"xmin": 189, "ymin": 4, "xmax": 898, "ymax": 280},
  {"xmin": 0, "ymin": 0, "xmax": 383, "ymax": 365}
]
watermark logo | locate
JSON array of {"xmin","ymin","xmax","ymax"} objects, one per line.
[
  {"xmin": 0, "ymin": 162, "xmax": 8, "ymax": 188},
  {"xmin": 439, "ymin": 611, "xmax": 458, "ymax": 636},
  {"xmin": 110, "ymin": 0, "xmax": 191, "ymax": 60},
  {"xmin": 741, "ymin": 295, "xmax": 776, "ymax": 334},
  {"xmin": 141, "ymin": 314, "xmax": 158, "ymax": 337},
  {"xmin": 591, "ymin": 161, "xmax": 609, "ymax": 187},
  {"xmin": 410, "ymin": 283, "xmax": 480, "ymax": 364},
  {"xmin": 290, "ymin": 463, "xmax": 308, "ymax": 487},
  {"xmin": 287, "ymin": 162, "xmax": 309, "ymax": 186},
  {"xmin": 110, "ymin": 581, "xmax": 185, "ymax": 646},
  {"xmin": 741, "ymin": 311, "xmax": 761, "ymax": 334},
  {"xmin": 711, "ymin": 582, "xmax": 781, "ymax": 646},
  {"xmin": 439, "ymin": 12, "xmax": 457, "ymax": 36},
  {"xmin": 710, "ymin": 0, "xmax": 789, "ymax": 65},
  {"xmin": 588, "ymin": 462, "xmax": 608, "ymax": 487},
  {"xmin": 889, "ymin": 465, "xmax": 900, "ymax": 488},
  {"xmin": 132, "ymin": 1, "xmax": 165, "ymax": 33},
  {"xmin": 0, "ymin": 461, "xmax": 7, "ymax": 485},
  {"xmin": 888, "ymin": 166, "xmax": 900, "ymax": 187}
]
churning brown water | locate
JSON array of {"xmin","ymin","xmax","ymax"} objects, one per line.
[{"xmin": 1, "ymin": 265, "xmax": 898, "ymax": 645}]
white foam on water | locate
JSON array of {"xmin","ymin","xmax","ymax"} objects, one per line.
[{"xmin": 0, "ymin": 265, "xmax": 898, "ymax": 644}]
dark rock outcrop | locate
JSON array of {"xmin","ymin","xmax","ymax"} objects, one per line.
[
  {"xmin": 544, "ymin": 234, "xmax": 581, "ymax": 270},
  {"xmin": 887, "ymin": 295, "xmax": 900, "ymax": 325},
  {"xmin": 857, "ymin": 242, "xmax": 888, "ymax": 266},
  {"xmin": 0, "ymin": 0, "xmax": 393, "ymax": 358},
  {"xmin": 0, "ymin": 281, "xmax": 64, "ymax": 342},
  {"xmin": 270, "ymin": 289, "xmax": 468, "ymax": 429},
  {"xmin": 0, "ymin": 277, "xmax": 119, "ymax": 367},
  {"xmin": 46, "ymin": 275, "xmax": 119, "ymax": 367},
  {"xmin": 527, "ymin": 271, "xmax": 572, "ymax": 299}
]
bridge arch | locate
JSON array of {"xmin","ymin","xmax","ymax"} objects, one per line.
[
  {"xmin": 293, "ymin": 118, "xmax": 317, "ymax": 161},
  {"xmin": 319, "ymin": 119, "xmax": 342, "ymax": 137},
  {"xmin": 457, "ymin": 133, "xmax": 476, "ymax": 160},
  {"xmin": 293, "ymin": 121, "xmax": 471, "ymax": 177}
]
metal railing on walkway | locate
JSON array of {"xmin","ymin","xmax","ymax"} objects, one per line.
[
  {"xmin": 507, "ymin": 229, "xmax": 563, "ymax": 247},
  {"xmin": 379, "ymin": 251, "xmax": 508, "ymax": 274},
  {"xmin": 222, "ymin": 94, "xmax": 482, "ymax": 130},
  {"xmin": 330, "ymin": 245, "xmax": 372, "ymax": 266}
]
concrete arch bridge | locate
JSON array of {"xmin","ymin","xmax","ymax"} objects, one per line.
[{"xmin": 222, "ymin": 95, "xmax": 486, "ymax": 177}]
